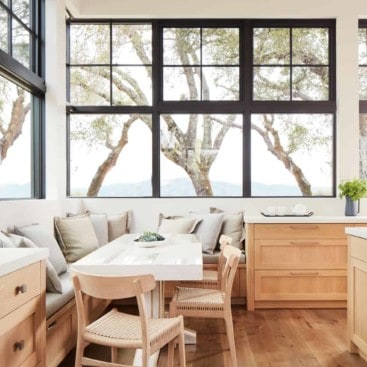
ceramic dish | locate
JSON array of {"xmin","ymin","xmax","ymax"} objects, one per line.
[{"xmin": 133, "ymin": 239, "xmax": 167, "ymax": 248}]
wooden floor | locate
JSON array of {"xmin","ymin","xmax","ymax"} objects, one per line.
[{"xmin": 59, "ymin": 307, "xmax": 367, "ymax": 367}]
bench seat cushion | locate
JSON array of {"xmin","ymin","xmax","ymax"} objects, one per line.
[
  {"xmin": 46, "ymin": 271, "xmax": 74, "ymax": 318},
  {"xmin": 203, "ymin": 250, "xmax": 246, "ymax": 264}
]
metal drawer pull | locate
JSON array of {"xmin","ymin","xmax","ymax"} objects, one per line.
[
  {"xmin": 290, "ymin": 225, "xmax": 319, "ymax": 230},
  {"xmin": 14, "ymin": 340, "xmax": 25, "ymax": 351},
  {"xmin": 290, "ymin": 271, "xmax": 319, "ymax": 276},
  {"xmin": 290, "ymin": 241, "xmax": 319, "ymax": 246},
  {"xmin": 47, "ymin": 320, "xmax": 57, "ymax": 331},
  {"xmin": 15, "ymin": 284, "xmax": 27, "ymax": 295}
]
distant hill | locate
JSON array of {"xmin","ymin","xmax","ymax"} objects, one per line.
[
  {"xmin": 70, "ymin": 178, "xmax": 329, "ymax": 197},
  {"xmin": 0, "ymin": 183, "xmax": 31, "ymax": 198}
]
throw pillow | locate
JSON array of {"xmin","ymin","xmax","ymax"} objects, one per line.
[
  {"xmin": 210, "ymin": 207, "xmax": 245, "ymax": 250},
  {"xmin": 158, "ymin": 217, "xmax": 201, "ymax": 235},
  {"xmin": 189, "ymin": 212, "xmax": 224, "ymax": 255},
  {"xmin": 107, "ymin": 211, "xmax": 131, "ymax": 241},
  {"xmin": 14, "ymin": 223, "xmax": 68, "ymax": 275},
  {"xmin": 54, "ymin": 214, "xmax": 98, "ymax": 263},
  {"xmin": 0, "ymin": 231, "xmax": 16, "ymax": 248},
  {"xmin": 6, "ymin": 233, "xmax": 62, "ymax": 294}
]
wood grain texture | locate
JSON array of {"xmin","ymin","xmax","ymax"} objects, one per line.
[{"xmin": 58, "ymin": 307, "xmax": 367, "ymax": 367}]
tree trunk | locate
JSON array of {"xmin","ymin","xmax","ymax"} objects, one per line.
[
  {"xmin": 0, "ymin": 90, "xmax": 30, "ymax": 162},
  {"xmin": 86, "ymin": 115, "xmax": 137, "ymax": 196},
  {"xmin": 187, "ymin": 166, "xmax": 213, "ymax": 196}
]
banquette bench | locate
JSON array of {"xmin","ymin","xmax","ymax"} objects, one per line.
[{"xmin": 0, "ymin": 199, "xmax": 246, "ymax": 367}]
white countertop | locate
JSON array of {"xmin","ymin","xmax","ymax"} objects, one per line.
[
  {"xmin": 0, "ymin": 248, "xmax": 49, "ymax": 277},
  {"xmin": 244, "ymin": 215, "xmax": 367, "ymax": 224},
  {"xmin": 71, "ymin": 234, "xmax": 203, "ymax": 281},
  {"xmin": 345, "ymin": 227, "xmax": 367, "ymax": 239}
]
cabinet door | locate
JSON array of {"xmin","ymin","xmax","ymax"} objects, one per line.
[
  {"xmin": 349, "ymin": 257, "xmax": 367, "ymax": 354},
  {"xmin": 255, "ymin": 239, "xmax": 347, "ymax": 269},
  {"xmin": 255, "ymin": 270, "xmax": 347, "ymax": 301}
]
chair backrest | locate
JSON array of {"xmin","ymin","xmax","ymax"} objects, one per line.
[
  {"xmin": 72, "ymin": 271, "xmax": 156, "ymax": 333},
  {"xmin": 217, "ymin": 234, "xmax": 233, "ymax": 288},
  {"xmin": 219, "ymin": 245, "xmax": 241, "ymax": 304}
]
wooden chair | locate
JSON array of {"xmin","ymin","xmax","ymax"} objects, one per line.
[
  {"xmin": 169, "ymin": 245, "xmax": 241, "ymax": 367},
  {"xmin": 72, "ymin": 272, "xmax": 186, "ymax": 367},
  {"xmin": 177, "ymin": 234, "xmax": 233, "ymax": 290}
]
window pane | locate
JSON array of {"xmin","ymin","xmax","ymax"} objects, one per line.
[
  {"xmin": 112, "ymin": 24, "xmax": 152, "ymax": 64},
  {"xmin": 12, "ymin": 0, "xmax": 30, "ymax": 27},
  {"xmin": 163, "ymin": 28, "xmax": 200, "ymax": 65},
  {"xmin": 202, "ymin": 28, "xmax": 239, "ymax": 65},
  {"xmin": 292, "ymin": 28, "xmax": 328, "ymax": 65},
  {"xmin": 253, "ymin": 28, "xmax": 290, "ymax": 65},
  {"xmin": 0, "ymin": 7, "xmax": 8, "ymax": 52},
  {"xmin": 359, "ymin": 28, "xmax": 367, "ymax": 65},
  {"xmin": 202, "ymin": 67, "xmax": 239, "ymax": 100},
  {"xmin": 163, "ymin": 67, "xmax": 200, "ymax": 101},
  {"xmin": 69, "ymin": 114, "xmax": 152, "ymax": 197},
  {"xmin": 12, "ymin": 19, "xmax": 30, "ymax": 68},
  {"xmin": 253, "ymin": 66, "xmax": 290, "ymax": 100},
  {"xmin": 160, "ymin": 114, "xmax": 242, "ymax": 197},
  {"xmin": 112, "ymin": 66, "xmax": 152, "ymax": 105},
  {"xmin": 360, "ymin": 114, "xmax": 367, "ymax": 178},
  {"xmin": 359, "ymin": 67, "xmax": 367, "ymax": 100},
  {"xmin": 0, "ymin": 76, "xmax": 31, "ymax": 198},
  {"xmin": 292, "ymin": 66, "xmax": 328, "ymax": 100},
  {"xmin": 70, "ymin": 24, "xmax": 110, "ymax": 64},
  {"xmin": 70, "ymin": 66, "xmax": 110, "ymax": 105},
  {"xmin": 251, "ymin": 114, "xmax": 333, "ymax": 196}
]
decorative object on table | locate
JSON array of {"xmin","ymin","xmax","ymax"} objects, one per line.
[
  {"xmin": 134, "ymin": 231, "xmax": 166, "ymax": 247},
  {"xmin": 338, "ymin": 178, "xmax": 367, "ymax": 216}
]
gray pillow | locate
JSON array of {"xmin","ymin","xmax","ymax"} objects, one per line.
[
  {"xmin": 14, "ymin": 224, "xmax": 67, "ymax": 275},
  {"xmin": 210, "ymin": 207, "xmax": 245, "ymax": 250},
  {"xmin": 189, "ymin": 212, "xmax": 224, "ymax": 255},
  {"xmin": 6, "ymin": 233, "xmax": 62, "ymax": 294}
]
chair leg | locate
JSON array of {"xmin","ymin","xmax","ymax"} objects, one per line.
[
  {"xmin": 111, "ymin": 347, "xmax": 118, "ymax": 363},
  {"xmin": 167, "ymin": 341, "xmax": 175, "ymax": 367},
  {"xmin": 178, "ymin": 330, "xmax": 186, "ymax": 367},
  {"xmin": 224, "ymin": 314, "xmax": 237, "ymax": 367},
  {"xmin": 74, "ymin": 335, "xmax": 85, "ymax": 367}
]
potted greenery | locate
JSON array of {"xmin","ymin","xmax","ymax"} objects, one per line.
[{"xmin": 338, "ymin": 178, "xmax": 367, "ymax": 216}]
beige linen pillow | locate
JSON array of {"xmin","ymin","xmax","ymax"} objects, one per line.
[
  {"xmin": 107, "ymin": 211, "xmax": 131, "ymax": 241},
  {"xmin": 158, "ymin": 217, "xmax": 201, "ymax": 234},
  {"xmin": 54, "ymin": 214, "xmax": 98, "ymax": 263},
  {"xmin": 210, "ymin": 207, "xmax": 245, "ymax": 250}
]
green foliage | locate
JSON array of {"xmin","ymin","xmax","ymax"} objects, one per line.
[
  {"xmin": 135, "ymin": 232, "xmax": 165, "ymax": 242},
  {"xmin": 338, "ymin": 178, "xmax": 367, "ymax": 200}
]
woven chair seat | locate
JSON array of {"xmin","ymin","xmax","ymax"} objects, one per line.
[
  {"xmin": 175, "ymin": 287, "xmax": 225, "ymax": 307},
  {"xmin": 85, "ymin": 308, "xmax": 183, "ymax": 349}
]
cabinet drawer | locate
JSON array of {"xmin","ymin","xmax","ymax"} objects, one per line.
[
  {"xmin": 0, "ymin": 311, "xmax": 37, "ymax": 367},
  {"xmin": 350, "ymin": 236, "xmax": 367, "ymax": 262},
  {"xmin": 0, "ymin": 263, "xmax": 41, "ymax": 319},
  {"xmin": 254, "ymin": 270, "xmax": 347, "ymax": 301},
  {"xmin": 254, "ymin": 223, "xmax": 349, "ymax": 240},
  {"xmin": 46, "ymin": 301, "xmax": 77, "ymax": 367},
  {"xmin": 255, "ymin": 239, "xmax": 347, "ymax": 269}
]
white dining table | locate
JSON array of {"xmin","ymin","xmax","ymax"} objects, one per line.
[{"xmin": 71, "ymin": 233, "xmax": 203, "ymax": 366}]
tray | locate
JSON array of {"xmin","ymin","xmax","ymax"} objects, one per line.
[{"xmin": 261, "ymin": 211, "xmax": 313, "ymax": 217}]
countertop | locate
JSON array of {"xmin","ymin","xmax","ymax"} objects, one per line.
[
  {"xmin": 244, "ymin": 215, "xmax": 367, "ymax": 224},
  {"xmin": 345, "ymin": 227, "xmax": 367, "ymax": 239},
  {"xmin": 0, "ymin": 248, "xmax": 49, "ymax": 277}
]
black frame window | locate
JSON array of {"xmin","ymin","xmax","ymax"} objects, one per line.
[
  {"xmin": 0, "ymin": 0, "xmax": 45, "ymax": 199},
  {"xmin": 67, "ymin": 19, "xmax": 336, "ymax": 198}
]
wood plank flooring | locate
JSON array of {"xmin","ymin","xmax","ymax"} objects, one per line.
[{"xmin": 59, "ymin": 307, "xmax": 367, "ymax": 367}]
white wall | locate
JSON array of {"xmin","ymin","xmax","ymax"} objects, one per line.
[{"xmin": 1, "ymin": 0, "xmax": 366, "ymax": 231}]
